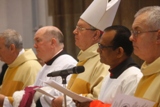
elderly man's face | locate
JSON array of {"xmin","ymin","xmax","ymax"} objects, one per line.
[
  {"xmin": 0, "ymin": 38, "xmax": 13, "ymax": 64},
  {"xmin": 129, "ymin": 13, "xmax": 158, "ymax": 63},
  {"xmin": 73, "ymin": 19, "xmax": 97, "ymax": 51},
  {"xmin": 34, "ymin": 29, "xmax": 53, "ymax": 62}
]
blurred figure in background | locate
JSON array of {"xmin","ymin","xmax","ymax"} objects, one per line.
[{"xmin": 0, "ymin": 29, "xmax": 42, "ymax": 107}]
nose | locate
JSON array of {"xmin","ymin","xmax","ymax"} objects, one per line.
[
  {"xmin": 34, "ymin": 43, "xmax": 37, "ymax": 48},
  {"xmin": 73, "ymin": 28, "xmax": 78, "ymax": 35},
  {"xmin": 129, "ymin": 34, "xmax": 134, "ymax": 42}
]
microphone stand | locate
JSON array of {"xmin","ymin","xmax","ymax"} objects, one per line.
[{"xmin": 61, "ymin": 75, "xmax": 67, "ymax": 107}]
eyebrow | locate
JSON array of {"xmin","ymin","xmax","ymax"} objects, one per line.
[
  {"xmin": 34, "ymin": 37, "xmax": 41, "ymax": 40},
  {"xmin": 132, "ymin": 26, "xmax": 142, "ymax": 30},
  {"xmin": 77, "ymin": 23, "xmax": 90, "ymax": 27}
]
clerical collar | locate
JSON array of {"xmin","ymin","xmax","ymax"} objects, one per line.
[
  {"xmin": 18, "ymin": 48, "xmax": 25, "ymax": 56},
  {"xmin": 109, "ymin": 57, "xmax": 139, "ymax": 79},
  {"xmin": 46, "ymin": 49, "xmax": 68, "ymax": 65}
]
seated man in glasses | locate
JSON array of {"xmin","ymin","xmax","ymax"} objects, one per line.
[
  {"xmin": 75, "ymin": 25, "xmax": 143, "ymax": 107},
  {"xmin": 51, "ymin": 18, "xmax": 109, "ymax": 107},
  {"xmin": 130, "ymin": 6, "xmax": 160, "ymax": 107}
]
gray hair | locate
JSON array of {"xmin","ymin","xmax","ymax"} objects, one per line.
[
  {"xmin": 90, "ymin": 25, "xmax": 97, "ymax": 30},
  {"xmin": 135, "ymin": 6, "xmax": 160, "ymax": 30},
  {"xmin": 0, "ymin": 29, "xmax": 23, "ymax": 50}
]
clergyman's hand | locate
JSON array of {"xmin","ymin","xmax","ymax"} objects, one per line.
[
  {"xmin": 73, "ymin": 99, "xmax": 91, "ymax": 107},
  {"xmin": 0, "ymin": 94, "xmax": 5, "ymax": 106},
  {"xmin": 52, "ymin": 96, "xmax": 63, "ymax": 107}
]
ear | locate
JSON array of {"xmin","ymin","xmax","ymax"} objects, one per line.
[
  {"xmin": 93, "ymin": 30, "xmax": 101, "ymax": 40},
  {"xmin": 50, "ymin": 38, "xmax": 57, "ymax": 45},
  {"xmin": 156, "ymin": 30, "xmax": 160, "ymax": 44},
  {"xmin": 116, "ymin": 47, "xmax": 124, "ymax": 58},
  {"xmin": 9, "ymin": 44, "xmax": 16, "ymax": 52}
]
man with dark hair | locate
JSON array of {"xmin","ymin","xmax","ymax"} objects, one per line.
[{"xmin": 75, "ymin": 25, "xmax": 142, "ymax": 107}]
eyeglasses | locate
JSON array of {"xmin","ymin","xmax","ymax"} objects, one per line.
[
  {"xmin": 75, "ymin": 26, "xmax": 97, "ymax": 31},
  {"xmin": 98, "ymin": 43, "xmax": 113, "ymax": 50},
  {"xmin": 131, "ymin": 30, "xmax": 159, "ymax": 37}
]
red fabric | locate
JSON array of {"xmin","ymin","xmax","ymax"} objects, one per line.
[
  {"xmin": 90, "ymin": 100, "xmax": 111, "ymax": 107},
  {"xmin": 19, "ymin": 86, "xmax": 41, "ymax": 107},
  {"xmin": 100, "ymin": 30, "xmax": 104, "ymax": 35}
]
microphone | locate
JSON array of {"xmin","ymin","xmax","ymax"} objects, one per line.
[{"xmin": 47, "ymin": 66, "xmax": 85, "ymax": 77}]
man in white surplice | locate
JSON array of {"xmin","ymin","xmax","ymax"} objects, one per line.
[{"xmin": 3, "ymin": 26, "xmax": 77, "ymax": 107}]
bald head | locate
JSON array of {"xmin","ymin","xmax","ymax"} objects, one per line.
[
  {"xmin": 35, "ymin": 26, "xmax": 64, "ymax": 44},
  {"xmin": 34, "ymin": 26, "xmax": 64, "ymax": 62}
]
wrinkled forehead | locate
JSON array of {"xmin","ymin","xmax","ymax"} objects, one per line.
[
  {"xmin": 77, "ymin": 19, "xmax": 91, "ymax": 27},
  {"xmin": 132, "ymin": 13, "xmax": 148, "ymax": 30},
  {"xmin": 34, "ymin": 28, "xmax": 46, "ymax": 38}
]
